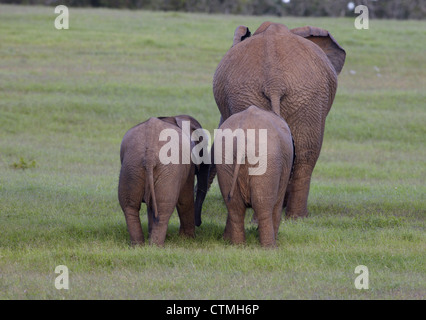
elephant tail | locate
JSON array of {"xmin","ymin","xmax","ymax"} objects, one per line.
[
  {"xmin": 228, "ymin": 152, "xmax": 245, "ymax": 201},
  {"xmin": 228, "ymin": 122, "xmax": 247, "ymax": 201},
  {"xmin": 270, "ymin": 94, "xmax": 281, "ymax": 116},
  {"xmin": 146, "ymin": 165, "xmax": 159, "ymax": 222},
  {"xmin": 228, "ymin": 162, "xmax": 240, "ymax": 201}
]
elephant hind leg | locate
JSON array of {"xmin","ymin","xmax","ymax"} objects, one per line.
[
  {"xmin": 285, "ymin": 164, "xmax": 313, "ymax": 219},
  {"xmin": 224, "ymin": 195, "xmax": 246, "ymax": 245},
  {"xmin": 177, "ymin": 173, "xmax": 195, "ymax": 238},
  {"xmin": 252, "ymin": 204, "xmax": 276, "ymax": 248},
  {"xmin": 118, "ymin": 168, "xmax": 145, "ymax": 246},
  {"xmin": 149, "ymin": 201, "xmax": 176, "ymax": 247},
  {"xmin": 123, "ymin": 207, "xmax": 144, "ymax": 246},
  {"xmin": 272, "ymin": 199, "xmax": 284, "ymax": 241}
]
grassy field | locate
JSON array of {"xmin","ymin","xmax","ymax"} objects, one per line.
[{"xmin": 0, "ymin": 4, "xmax": 425, "ymax": 300}]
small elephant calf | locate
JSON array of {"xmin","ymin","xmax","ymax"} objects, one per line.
[
  {"xmin": 118, "ymin": 115, "xmax": 203, "ymax": 246},
  {"xmin": 215, "ymin": 106, "xmax": 294, "ymax": 247}
]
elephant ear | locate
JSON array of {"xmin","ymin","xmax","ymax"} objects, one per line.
[
  {"xmin": 158, "ymin": 115, "xmax": 201, "ymax": 133},
  {"xmin": 232, "ymin": 25, "xmax": 251, "ymax": 46},
  {"xmin": 157, "ymin": 116, "xmax": 177, "ymax": 127},
  {"xmin": 290, "ymin": 26, "xmax": 346, "ymax": 75},
  {"xmin": 173, "ymin": 115, "xmax": 204, "ymax": 151},
  {"xmin": 173, "ymin": 115, "xmax": 202, "ymax": 133}
]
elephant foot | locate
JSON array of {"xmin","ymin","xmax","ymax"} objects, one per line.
[
  {"xmin": 284, "ymin": 190, "xmax": 310, "ymax": 219},
  {"xmin": 285, "ymin": 209, "xmax": 309, "ymax": 219},
  {"xmin": 149, "ymin": 238, "xmax": 166, "ymax": 247},
  {"xmin": 130, "ymin": 239, "xmax": 144, "ymax": 247},
  {"xmin": 223, "ymin": 228, "xmax": 245, "ymax": 245},
  {"xmin": 123, "ymin": 207, "xmax": 145, "ymax": 246},
  {"xmin": 179, "ymin": 227, "xmax": 195, "ymax": 238},
  {"xmin": 260, "ymin": 241, "xmax": 277, "ymax": 249},
  {"xmin": 256, "ymin": 213, "xmax": 277, "ymax": 248},
  {"xmin": 223, "ymin": 230, "xmax": 231, "ymax": 242},
  {"xmin": 149, "ymin": 228, "xmax": 167, "ymax": 247}
]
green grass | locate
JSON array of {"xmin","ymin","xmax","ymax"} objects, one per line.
[{"xmin": 0, "ymin": 5, "xmax": 425, "ymax": 299}]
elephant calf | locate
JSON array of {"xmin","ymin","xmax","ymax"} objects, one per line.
[
  {"xmin": 215, "ymin": 106, "xmax": 294, "ymax": 247},
  {"xmin": 118, "ymin": 115, "xmax": 203, "ymax": 246}
]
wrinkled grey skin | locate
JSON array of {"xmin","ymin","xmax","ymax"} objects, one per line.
[
  {"xmin": 215, "ymin": 106, "xmax": 294, "ymax": 247},
  {"xmin": 118, "ymin": 115, "xmax": 202, "ymax": 246},
  {"xmin": 195, "ymin": 21, "xmax": 345, "ymax": 221}
]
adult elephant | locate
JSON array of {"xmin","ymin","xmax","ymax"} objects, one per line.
[{"xmin": 195, "ymin": 21, "xmax": 345, "ymax": 223}]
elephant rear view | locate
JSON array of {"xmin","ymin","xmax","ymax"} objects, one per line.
[
  {"xmin": 118, "ymin": 115, "xmax": 203, "ymax": 246},
  {"xmin": 211, "ymin": 21, "xmax": 346, "ymax": 219},
  {"xmin": 215, "ymin": 106, "xmax": 294, "ymax": 247}
]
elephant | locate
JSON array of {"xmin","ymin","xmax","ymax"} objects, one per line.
[
  {"xmin": 195, "ymin": 21, "xmax": 345, "ymax": 221},
  {"xmin": 215, "ymin": 106, "xmax": 294, "ymax": 247},
  {"xmin": 118, "ymin": 115, "xmax": 203, "ymax": 246}
]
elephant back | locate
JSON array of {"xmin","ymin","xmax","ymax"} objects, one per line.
[{"xmin": 213, "ymin": 25, "xmax": 338, "ymax": 123}]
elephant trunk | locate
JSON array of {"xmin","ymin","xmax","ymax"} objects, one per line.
[
  {"xmin": 194, "ymin": 162, "xmax": 210, "ymax": 227},
  {"xmin": 194, "ymin": 189, "xmax": 205, "ymax": 227}
]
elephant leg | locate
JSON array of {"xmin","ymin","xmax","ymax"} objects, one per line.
[
  {"xmin": 252, "ymin": 203, "xmax": 276, "ymax": 248},
  {"xmin": 149, "ymin": 201, "xmax": 175, "ymax": 247},
  {"xmin": 285, "ymin": 163, "xmax": 314, "ymax": 219},
  {"xmin": 223, "ymin": 214, "xmax": 232, "ymax": 241},
  {"xmin": 272, "ymin": 199, "xmax": 283, "ymax": 240},
  {"xmin": 224, "ymin": 196, "xmax": 246, "ymax": 245},
  {"xmin": 285, "ymin": 119, "xmax": 323, "ymax": 218},
  {"xmin": 147, "ymin": 206, "xmax": 153, "ymax": 238},
  {"xmin": 252, "ymin": 196, "xmax": 285, "ymax": 239},
  {"xmin": 123, "ymin": 207, "xmax": 144, "ymax": 246},
  {"xmin": 118, "ymin": 168, "xmax": 145, "ymax": 246},
  {"xmin": 177, "ymin": 173, "xmax": 195, "ymax": 238}
]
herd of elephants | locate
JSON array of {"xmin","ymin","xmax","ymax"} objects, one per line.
[{"xmin": 118, "ymin": 21, "xmax": 346, "ymax": 247}]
